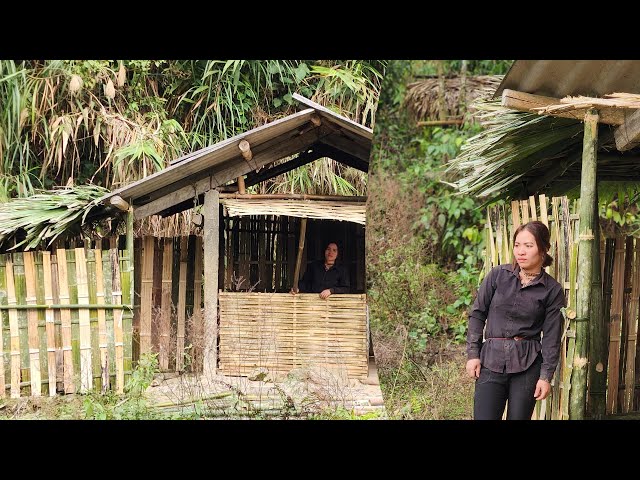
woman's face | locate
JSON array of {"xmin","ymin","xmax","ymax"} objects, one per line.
[
  {"xmin": 324, "ymin": 243, "xmax": 338, "ymax": 264},
  {"xmin": 514, "ymin": 229, "xmax": 543, "ymax": 271}
]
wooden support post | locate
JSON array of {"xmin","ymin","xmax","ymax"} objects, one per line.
[
  {"xmin": 203, "ymin": 189, "xmax": 219, "ymax": 375},
  {"xmin": 237, "ymin": 175, "xmax": 246, "ymax": 195},
  {"xmin": 292, "ymin": 218, "xmax": 307, "ymax": 290},
  {"xmin": 570, "ymin": 109, "xmax": 599, "ymax": 420}
]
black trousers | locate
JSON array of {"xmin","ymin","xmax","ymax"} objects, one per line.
[{"xmin": 473, "ymin": 355, "xmax": 542, "ymax": 420}]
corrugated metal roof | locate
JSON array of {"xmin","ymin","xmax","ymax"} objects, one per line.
[{"xmin": 496, "ymin": 60, "xmax": 640, "ymax": 99}]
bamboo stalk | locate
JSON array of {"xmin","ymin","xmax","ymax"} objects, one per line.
[
  {"xmin": 193, "ymin": 236, "xmax": 203, "ymax": 372},
  {"xmin": 569, "ymin": 110, "xmax": 599, "ymax": 419},
  {"xmin": 5, "ymin": 258, "xmax": 20, "ymax": 398},
  {"xmin": 75, "ymin": 248, "xmax": 92, "ymax": 392},
  {"xmin": 511, "ymin": 200, "xmax": 520, "ymax": 240},
  {"xmin": 23, "ymin": 252, "xmax": 41, "ymax": 397},
  {"xmin": 42, "ymin": 253, "xmax": 57, "ymax": 396},
  {"xmin": 607, "ymin": 237, "xmax": 625, "ymax": 414},
  {"xmin": 139, "ymin": 236, "xmax": 154, "ymax": 356},
  {"xmin": 587, "ymin": 195, "xmax": 605, "ymax": 418},
  {"xmin": 0, "ymin": 256, "xmax": 6, "ymax": 398},
  {"xmin": 176, "ymin": 237, "xmax": 188, "ymax": 372},
  {"xmin": 159, "ymin": 238, "xmax": 172, "ymax": 371},
  {"xmin": 529, "ymin": 195, "xmax": 538, "ymax": 221},
  {"xmin": 218, "ymin": 193, "xmax": 367, "ymax": 202},
  {"xmin": 56, "ymin": 249, "xmax": 74, "ymax": 394},
  {"xmin": 622, "ymin": 238, "xmax": 640, "ymax": 412},
  {"xmin": 110, "ymin": 248, "xmax": 124, "ymax": 394},
  {"xmin": 292, "ymin": 218, "xmax": 307, "ymax": 290},
  {"xmin": 94, "ymin": 248, "xmax": 109, "ymax": 393}
]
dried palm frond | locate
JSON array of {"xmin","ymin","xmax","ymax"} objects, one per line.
[
  {"xmin": 447, "ymin": 100, "xmax": 586, "ymax": 201},
  {"xmin": 0, "ymin": 185, "xmax": 110, "ymax": 250}
]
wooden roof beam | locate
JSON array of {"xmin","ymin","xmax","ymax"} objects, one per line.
[
  {"xmin": 614, "ymin": 108, "xmax": 640, "ymax": 151},
  {"xmin": 501, "ymin": 89, "xmax": 625, "ymax": 126}
]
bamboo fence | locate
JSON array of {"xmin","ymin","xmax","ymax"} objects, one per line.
[
  {"xmin": 0, "ymin": 239, "xmax": 132, "ymax": 398},
  {"xmin": 485, "ymin": 194, "xmax": 640, "ymax": 418},
  {"xmin": 218, "ymin": 292, "xmax": 368, "ymax": 379}
]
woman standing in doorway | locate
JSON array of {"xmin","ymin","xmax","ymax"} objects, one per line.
[{"xmin": 466, "ymin": 220, "xmax": 566, "ymax": 420}]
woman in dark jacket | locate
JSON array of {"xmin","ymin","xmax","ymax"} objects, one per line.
[
  {"xmin": 466, "ymin": 221, "xmax": 565, "ymax": 420},
  {"xmin": 290, "ymin": 242, "xmax": 350, "ymax": 299}
]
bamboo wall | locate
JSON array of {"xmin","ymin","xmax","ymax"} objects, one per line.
[
  {"xmin": 132, "ymin": 235, "xmax": 205, "ymax": 373},
  {"xmin": 218, "ymin": 292, "xmax": 368, "ymax": 379},
  {"xmin": 0, "ymin": 239, "xmax": 132, "ymax": 398},
  {"xmin": 485, "ymin": 195, "xmax": 640, "ymax": 418}
]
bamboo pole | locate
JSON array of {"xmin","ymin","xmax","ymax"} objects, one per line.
[
  {"xmin": 218, "ymin": 193, "xmax": 367, "ymax": 202},
  {"xmin": 622, "ymin": 238, "xmax": 640, "ymax": 412},
  {"xmin": 94, "ymin": 248, "xmax": 109, "ymax": 393},
  {"xmin": 0, "ymin": 256, "xmax": 5, "ymax": 398},
  {"xmin": 159, "ymin": 238, "xmax": 172, "ymax": 371},
  {"xmin": 56, "ymin": 249, "xmax": 74, "ymax": 394},
  {"xmin": 292, "ymin": 218, "xmax": 307, "ymax": 290},
  {"xmin": 587, "ymin": 194, "xmax": 605, "ymax": 419},
  {"xmin": 6, "ymin": 258, "xmax": 20, "ymax": 398},
  {"xmin": 176, "ymin": 237, "xmax": 188, "ymax": 372},
  {"xmin": 110, "ymin": 248, "xmax": 124, "ymax": 394},
  {"xmin": 570, "ymin": 109, "xmax": 599, "ymax": 420},
  {"xmin": 75, "ymin": 248, "xmax": 92, "ymax": 392},
  {"xmin": 24, "ymin": 252, "xmax": 41, "ymax": 397},
  {"xmin": 607, "ymin": 237, "xmax": 625, "ymax": 414},
  {"xmin": 42, "ymin": 252, "xmax": 57, "ymax": 396},
  {"xmin": 193, "ymin": 236, "xmax": 203, "ymax": 372}
]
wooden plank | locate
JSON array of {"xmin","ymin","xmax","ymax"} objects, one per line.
[
  {"xmin": 140, "ymin": 236, "xmax": 154, "ymax": 355},
  {"xmin": 23, "ymin": 252, "xmax": 41, "ymax": 397},
  {"xmin": 94, "ymin": 248, "xmax": 109, "ymax": 393},
  {"xmin": 56, "ymin": 249, "xmax": 74, "ymax": 394},
  {"xmin": 159, "ymin": 238, "xmax": 173, "ymax": 371},
  {"xmin": 86, "ymin": 247, "xmax": 101, "ymax": 391},
  {"xmin": 203, "ymin": 189, "xmax": 219, "ymax": 374},
  {"xmin": 75, "ymin": 248, "xmax": 92, "ymax": 392},
  {"xmin": 42, "ymin": 252, "xmax": 57, "ymax": 396},
  {"xmin": 176, "ymin": 237, "xmax": 188, "ymax": 372},
  {"xmin": 614, "ymin": 107, "xmax": 640, "ymax": 151},
  {"xmin": 501, "ymin": 89, "xmax": 625, "ymax": 126},
  {"xmin": 607, "ymin": 237, "xmax": 625, "ymax": 414},
  {"xmin": 110, "ymin": 248, "xmax": 124, "ymax": 394},
  {"xmin": 5, "ymin": 258, "xmax": 20, "ymax": 398}
]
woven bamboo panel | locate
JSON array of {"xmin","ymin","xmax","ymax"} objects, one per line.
[
  {"xmin": 221, "ymin": 199, "xmax": 366, "ymax": 225},
  {"xmin": 218, "ymin": 292, "xmax": 368, "ymax": 378}
]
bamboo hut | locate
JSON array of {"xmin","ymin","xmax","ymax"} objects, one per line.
[
  {"xmin": 97, "ymin": 94, "xmax": 373, "ymax": 382},
  {"xmin": 450, "ymin": 60, "xmax": 640, "ymax": 419}
]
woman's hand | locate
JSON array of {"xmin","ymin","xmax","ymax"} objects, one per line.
[
  {"xmin": 466, "ymin": 359, "xmax": 481, "ymax": 379},
  {"xmin": 290, "ymin": 287, "xmax": 299, "ymax": 295},
  {"xmin": 319, "ymin": 289, "xmax": 332, "ymax": 299},
  {"xmin": 534, "ymin": 379, "xmax": 551, "ymax": 400}
]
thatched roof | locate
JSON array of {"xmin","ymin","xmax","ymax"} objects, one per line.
[
  {"xmin": 404, "ymin": 75, "xmax": 502, "ymax": 121},
  {"xmin": 448, "ymin": 99, "xmax": 640, "ymax": 201},
  {"xmin": 449, "ymin": 61, "xmax": 640, "ymax": 202}
]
